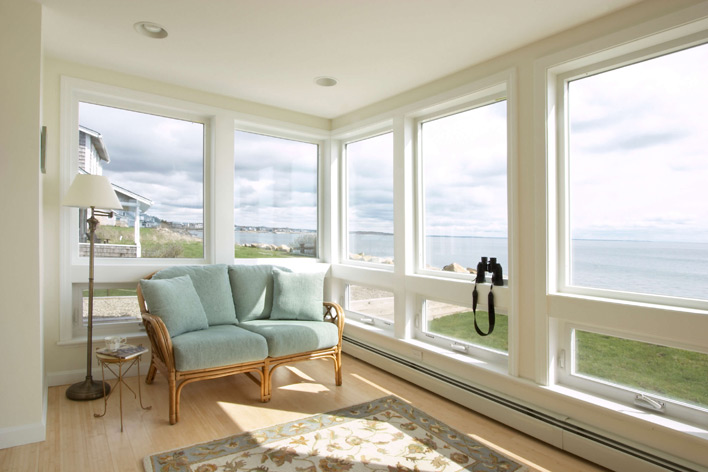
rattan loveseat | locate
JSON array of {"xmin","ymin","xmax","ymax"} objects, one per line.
[{"xmin": 136, "ymin": 264, "xmax": 344, "ymax": 424}]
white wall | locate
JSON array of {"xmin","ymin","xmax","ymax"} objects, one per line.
[{"xmin": 0, "ymin": 0, "xmax": 46, "ymax": 448}]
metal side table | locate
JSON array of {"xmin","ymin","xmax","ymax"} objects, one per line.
[{"xmin": 94, "ymin": 348, "xmax": 151, "ymax": 432}]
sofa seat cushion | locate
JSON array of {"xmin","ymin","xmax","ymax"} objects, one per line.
[
  {"xmin": 153, "ymin": 264, "xmax": 237, "ymax": 326},
  {"xmin": 239, "ymin": 320, "xmax": 339, "ymax": 358},
  {"xmin": 171, "ymin": 325, "xmax": 268, "ymax": 371}
]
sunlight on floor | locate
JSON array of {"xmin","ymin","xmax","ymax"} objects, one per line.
[
  {"xmin": 349, "ymin": 372, "xmax": 410, "ymax": 402},
  {"xmin": 282, "ymin": 365, "xmax": 316, "ymax": 381},
  {"xmin": 468, "ymin": 432, "xmax": 547, "ymax": 471},
  {"xmin": 277, "ymin": 383, "xmax": 329, "ymax": 393}
]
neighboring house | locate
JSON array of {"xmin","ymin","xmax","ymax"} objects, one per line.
[
  {"xmin": 78, "ymin": 126, "xmax": 109, "ymax": 176},
  {"xmin": 77, "ymin": 127, "xmax": 153, "ymax": 255}
]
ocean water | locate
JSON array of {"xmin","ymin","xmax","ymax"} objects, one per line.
[{"xmin": 235, "ymin": 231, "xmax": 708, "ymax": 301}]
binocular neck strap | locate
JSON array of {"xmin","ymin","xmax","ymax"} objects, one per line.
[{"xmin": 472, "ymin": 283, "xmax": 496, "ymax": 337}]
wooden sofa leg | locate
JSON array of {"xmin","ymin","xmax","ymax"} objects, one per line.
[
  {"xmin": 261, "ymin": 366, "xmax": 272, "ymax": 402},
  {"xmin": 146, "ymin": 362, "xmax": 157, "ymax": 384},
  {"xmin": 334, "ymin": 352, "xmax": 343, "ymax": 386},
  {"xmin": 168, "ymin": 377, "xmax": 177, "ymax": 425}
]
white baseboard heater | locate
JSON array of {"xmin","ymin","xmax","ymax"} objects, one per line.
[{"xmin": 343, "ymin": 336, "xmax": 703, "ymax": 472}]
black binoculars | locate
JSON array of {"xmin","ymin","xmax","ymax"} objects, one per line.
[{"xmin": 475, "ymin": 256, "xmax": 504, "ymax": 286}]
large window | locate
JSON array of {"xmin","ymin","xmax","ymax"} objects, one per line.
[
  {"xmin": 552, "ymin": 34, "xmax": 708, "ymax": 427},
  {"xmin": 77, "ymin": 102, "xmax": 205, "ymax": 259},
  {"xmin": 346, "ymin": 132, "xmax": 394, "ymax": 264},
  {"xmin": 419, "ymin": 100, "xmax": 508, "ymax": 277},
  {"xmin": 234, "ymin": 130, "xmax": 319, "ymax": 259},
  {"xmin": 565, "ymin": 42, "xmax": 708, "ymax": 302}
]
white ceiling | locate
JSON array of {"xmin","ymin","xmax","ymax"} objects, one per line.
[{"xmin": 40, "ymin": 0, "xmax": 642, "ymax": 119}]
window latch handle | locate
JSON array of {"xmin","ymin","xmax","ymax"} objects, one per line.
[{"xmin": 634, "ymin": 394, "xmax": 665, "ymax": 413}]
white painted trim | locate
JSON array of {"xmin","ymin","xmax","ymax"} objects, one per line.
[
  {"xmin": 46, "ymin": 359, "xmax": 150, "ymax": 388},
  {"xmin": 0, "ymin": 421, "xmax": 46, "ymax": 450}
]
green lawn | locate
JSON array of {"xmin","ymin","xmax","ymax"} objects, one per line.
[
  {"xmin": 95, "ymin": 226, "xmax": 309, "ymax": 259},
  {"xmin": 428, "ymin": 311, "xmax": 508, "ymax": 353},
  {"xmin": 83, "ymin": 288, "xmax": 136, "ymax": 297},
  {"xmin": 576, "ymin": 331, "xmax": 708, "ymax": 407},
  {"xmin": 430, "ymin": 313, "xmax": 707, "ymax": 408},
  {"xmin": 234, "ymin": 245, "xmax": 296, "ymax": 258}
]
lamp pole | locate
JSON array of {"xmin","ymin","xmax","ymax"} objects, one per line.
[{"xmin": 65, "ymin": 207, "xmax": 113, "ymax": 401}]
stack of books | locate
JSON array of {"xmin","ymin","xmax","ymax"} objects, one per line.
[{"xmin": 96, "ymin": 344, "xmax": 148, "ymax": 359}]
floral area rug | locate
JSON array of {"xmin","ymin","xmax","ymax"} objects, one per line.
[{"xmin": 144, "ymin": 395, "xmax": 528, "ymax": 471}]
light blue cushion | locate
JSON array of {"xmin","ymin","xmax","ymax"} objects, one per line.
[
  {"xmin": 171, "ymin": 325, "xmax": 268, "ymax": 371},
  {"xmin": 139, "ymin": 275, "xmax": 209, "ymax": 337},
  {"xmin": 153, "ymin": 264, "xmax": 237, "ymax": 326},
  {"xmin": 228, "ymin": 265, "xmax": 291, "ymax": 322},
  {"xmin": 239, "ymin": 320, "xmax": 339, "ymax": 358},
  {"xmin": 270, "ymin": 269, "xmax": 324, "ymax": 321}
]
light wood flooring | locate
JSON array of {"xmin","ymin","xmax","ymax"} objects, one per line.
[{"xmin": 0, "ymin": 353, "xmax": 609, "ymax": 471}]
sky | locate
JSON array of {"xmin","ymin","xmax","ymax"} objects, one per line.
[
  {"xmin": 77, "ymin": 41, "xmax": 707, "ymax": 243},
  {"xmin": 79, "ymin": 103, "xmax": 204, "ymax": 223},
  {"xmin": 569, "ymin": 42, "xmax": 708, "ymax": 243},
  {"xmin": 233, "ymin": 130, "xmax": 318, "ymax": 230}
]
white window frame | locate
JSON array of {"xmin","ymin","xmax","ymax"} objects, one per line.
[
  {"xmin": 232, "ymin": 121, "xmax": 327, "ymax": 262},
  {"xmin": 59, "ymin": 77, "xmax": 216, "ymax": 342},
  {"xmin": 544, "ymin": 18, "xmax": 708, "ymax": 426},
  {"xmin": 554, "ymin": 38, "xmax": 708, "ymax": 312},
  {"xmin": 344, "ymin": 282, "xmax": 395, "ymax": 331},
  {"xmin": 413, "ymin": 85, "xmax": 510, "ymax": 282},
  {"xmin": 557, "ymin": 321, "xmax": 708, "ymax": 428},
  {"xmin": 341, "ymin": 128, "xmax": 395, "ymax": 270},
  {"xmin": 416, "ymin": 296, "xmax": 508, "ymax": 366}
]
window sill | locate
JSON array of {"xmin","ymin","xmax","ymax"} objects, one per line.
[
  {"xmin": 544, "ymin": 384, "xmax": 708, "ymax": 442},
  {"xmin": 57, "ymin": 330, "xmax": 148, "ymax": 347},
  {"xmin": 344, "ymin": 319, "xmax": 508, "ymax": 377}
]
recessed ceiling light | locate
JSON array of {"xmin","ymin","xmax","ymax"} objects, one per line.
[
  {"xmin": 314, "ymin": 76, "xmax": 338, "ymax": 87},
  {"xmin": 134, "ymin": 21, "xmax": 168, "ymax": 39}
]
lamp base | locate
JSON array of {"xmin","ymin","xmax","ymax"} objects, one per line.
[{"xmin": 66, "ymin": 377, "xmax": 110, "ymax": 401}]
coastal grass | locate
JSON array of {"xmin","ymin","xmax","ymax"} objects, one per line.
[
  {"xmin": 429, "ymin": 311, "xmax": 508, "ymax": 352},
  {"xmin": 431, "ymin": 313, "xmax": 708, "ymax": 407},
  {"xmin": 576, "ymin": 331, "xmax": 708, "ymax": 407},
  {"xmin": 95, "ymin": 225, "xmax": 306, "ymax": 259}
]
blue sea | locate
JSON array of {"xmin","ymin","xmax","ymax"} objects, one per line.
[{"xmin": 234, "ymin": 231, "xmax": 708, "ymax": 301}]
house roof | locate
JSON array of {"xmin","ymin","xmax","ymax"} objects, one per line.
[
  {"xmin": 79, "ymin": 126, "xmax": 110, "ymax": 163},
  {"xmin": 112, "ymin": 183, "xmax": 153, "ymax": 213}
]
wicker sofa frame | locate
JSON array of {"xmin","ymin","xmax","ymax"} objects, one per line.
[{"xmin": 137, "ymin": 272, "xmax": 344, "ymax": 425}]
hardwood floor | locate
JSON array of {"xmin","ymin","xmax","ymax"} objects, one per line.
[{"xmin": 0, "ymin": 353, "xmax": 609, "ymax": 471}]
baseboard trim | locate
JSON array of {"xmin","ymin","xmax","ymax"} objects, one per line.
[
  {"xmin": 343, "ymin": 336, "xmax": 704, "ymax": 472},
  {"xmin": 0, "ymin": 419, "xmax": 46, "ymax": 450},
  {"xmin": 46, "ymin": 357, "xmax": 148, "ymax": 388}
]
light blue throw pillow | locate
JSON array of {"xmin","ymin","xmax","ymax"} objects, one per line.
[
  {"xmin": 140, "ymin": 275, "xmax": 209, "ymax": 337},
  {"xmin": 270, "ymin": 268, "xmax": 324, "ymax": 321},
  {"xmin": 228, "ymin": 265, "xmax": 291, "ymax": 322},
  {"xmin": 152, "ymin": 265, "xmax": 237, "ymax": 326}
]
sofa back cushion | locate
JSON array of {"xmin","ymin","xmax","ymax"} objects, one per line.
[
  {"xmin": 139, "ymin": 275, "xmax": 209, "ymax": 337},
  {"xmin": 270, "ymin": 268, "xmax": 325, "ymax": 321},
  {"xmin": 228, "ymin": 265, "xmax": 291, "ymax": 322},
  {"xmin": 152, "ymin": 264, "xmax": 237, "ymax": 326}
]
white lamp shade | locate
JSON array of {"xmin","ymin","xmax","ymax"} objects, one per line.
[{"xmin": 62, "ymin": 174, "xmax": 123, "ymax": 210}]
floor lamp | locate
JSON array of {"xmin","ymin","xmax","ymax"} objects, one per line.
[{"xmin": 62, "ymin": 174, "xmax": 123, "ymax": 401}]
